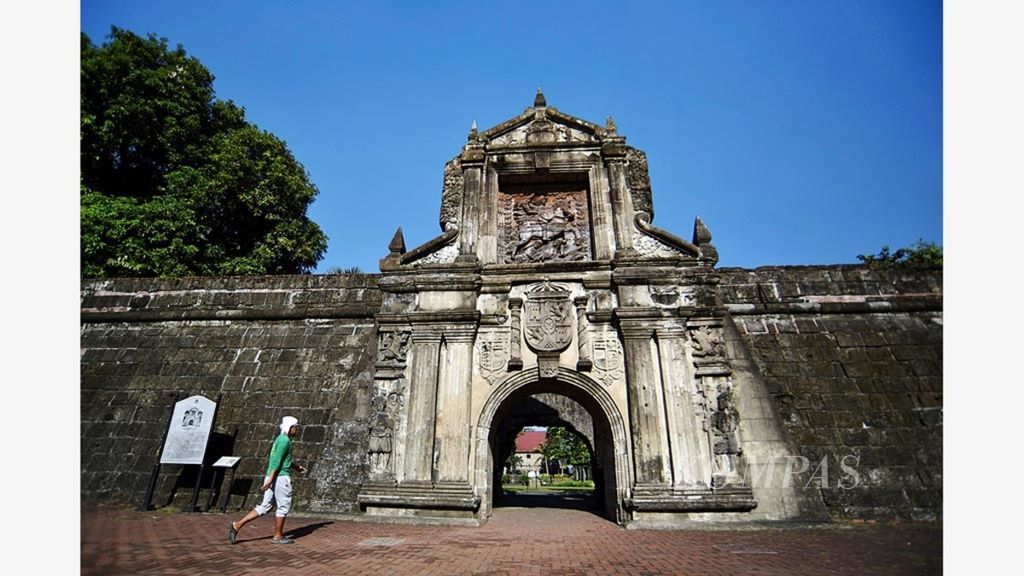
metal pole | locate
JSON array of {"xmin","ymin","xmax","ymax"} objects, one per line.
[
  {"xmin": 138, "ymin": 392, "xmax": 180, "ymax": 511},
  {"xmin": 188, "ymin": 464, "xmax": 205, "ymax": 512},
  {"xmin": 206, "ymin": 466, "xmax": 220, "ymax": 511},
  {"xmin": 220, "ymin": 467, "xmax": 237, "ymax": 513}
]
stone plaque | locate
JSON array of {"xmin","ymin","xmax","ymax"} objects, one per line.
[
  {"xmin": 160, "ymin": 395, "xmax": 216, "ymax": 465},
  {"xmin": 499, "ymin": 189, "xmax": 591, "ymax": 263}
]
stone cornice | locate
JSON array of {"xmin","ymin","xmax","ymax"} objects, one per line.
[
  {"xmin": 725, "ymin": 295, "xmax": 943, "ymax": 315},
  {"xmin": 612, "ymin": 264, "xmax": 711, "ymax": 284},
  {"xmin": 378, "ymin": 271, "xmax": 481, "ymax": 293},
  {"xmin": 80, "ymin": 305, "xmax": 375, "ymax": 324},
  {"xmin": 378, "ymin": 311, "xmax": 481, "ymax": 325}
]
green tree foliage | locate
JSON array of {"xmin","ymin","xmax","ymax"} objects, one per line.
[
  {"xmin": 539, "ymin": 427, "xmax": 591, "ymax": 473},
  {"xmin": 81, "ymin": 28, "xmax": 327, "ymax": 277},
  {"xmin": 857, "ymin": 239, "xmax": 942, "ymax": 267}
]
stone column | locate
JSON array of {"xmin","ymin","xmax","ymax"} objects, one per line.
[
  {"xmin": 434, "ymin": 325, "xmax": 476, "ymax": 482},
  {"xmin": 655, "ymin": 324, "xmax": 709, "ymax": 488},
  {"xmin": 619, "ymin": 318, "xmax": 672, "ymax": 486},
  {"xmin": 402, "ymin": 328, "xmax": 442, "ymax": 481},
  {"xmin": 574, "ymin": 296, "xmax": 592, "ymax": 371},
  {"xmin": 507, "ymin": 298, "xmax": 523, "ymax": 370}
]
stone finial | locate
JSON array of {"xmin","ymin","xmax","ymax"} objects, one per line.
[
  {"xmin": 606, "ymin": 116, "xmax": 617, "ymax": 134},
  {"xmin": 693, "ymin": 217, "xmax": 719, "ymax": 264},
  {"xmin": 468, "ymin": 120, "xmax": 478, "ymax": 142},
  {"xmin": 388, "ymin": 227, "xmax": 407, "ymax": 255},
  {"xmin": 693, "ymin": 217, "xmax": 713, "ymax": 245},
  {"xmin": 534, "ymin": 88, "xmax": 547, "ymax": 108}
]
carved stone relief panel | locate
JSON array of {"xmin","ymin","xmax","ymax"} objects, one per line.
[
  {"xmin": 625, "ymin": 147, "xmax": 653, "ymax": 217},
  {"xmin": 709, "ymin": 382, "xmax": 742, "ymax": 486},
  {"xmin": 499, "ymin": 188, "xmax": 591, "ymax": 264},
  {"xmin": 490, "ymin": 122, "xmax": 596, "ymax": 147},
  {"xmin": 633, "ymin": 233, "xmax": 684, "ymax": 258},
  {"xmin": 690, "ymin": 325, "xmax": 726, "ymax": 366},
  {"xmin": 647, "ymin": 285, "xmax": 696, "ymax": 308},
  {"xmin": 490, "ymin": 126, "xmax": 527, "ymax": 147},
  {"xmin": 377, "ymin": 330, "xmax": 411, "ymax": 368},
  {"xmin": 409, "ymin": 242, "xmax": 459, "ymax": 266},
  {"xmin": 439, "ymin": 157, "xmax": 463, "ymax": 231}
]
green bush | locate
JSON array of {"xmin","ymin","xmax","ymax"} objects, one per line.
[
  {"xmin": 501, "ymin": 473, "xmax": 528, "ymax": 486},
  {"xmin": 857, "ymin": 239, "xmax": 942, "ymax": 267}
]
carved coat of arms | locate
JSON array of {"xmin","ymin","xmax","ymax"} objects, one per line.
[
  {"xmin": 523, "ymin": 283, "xmax": 573, "ymax": 353},
  {"xmin": 477, "ymin": 330, "xmax": 509, "ymax": 385},
  {"xmin": 592, "ymin": 332, "xmax": 624, "ymax": 386}
]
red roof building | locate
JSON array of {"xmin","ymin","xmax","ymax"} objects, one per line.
[{"xmin": 515, "ymin": 430, "xmax": 547, "ymax": 453}]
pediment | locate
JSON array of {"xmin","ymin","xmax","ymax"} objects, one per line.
[{"xmin": 481, "ymin": 106, "xmax": 606, "ymax": 148}]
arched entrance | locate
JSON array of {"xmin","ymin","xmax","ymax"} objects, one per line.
[{"xmin": 474, "ymin": 367, "xmax": 632, "ymax": 525}]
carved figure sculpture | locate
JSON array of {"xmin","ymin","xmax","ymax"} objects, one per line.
[
  {"xmin": 367, "ymin": 384, "xmax": 405, "ymax": 475},
  {"xmin": 378, "ymin": 331, "xmax": 411, "ymax": 365},
  {"xmin": 368, "ymin": 412, "xmax": 394, "ymax": 471},
  {"xmin": 711, "ymin": 389, "xmax": 742, "ymax": 483},
  {"xmin": 691, "ymin": 325, "xmax": 726, "ymax": 360}
]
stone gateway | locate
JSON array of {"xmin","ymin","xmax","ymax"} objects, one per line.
[{"xmin": 81, "ymin": 92, "xmax": 942, "ymax": 527}]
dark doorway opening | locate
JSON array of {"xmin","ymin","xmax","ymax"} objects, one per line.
[{"xmin": 488, "ymin": 384, "xmax": 614, "ymax": 519}]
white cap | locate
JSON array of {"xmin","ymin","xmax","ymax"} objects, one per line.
[{"xmin": 280, "ymin": 416, "xmax": 299, "ymax": 435}]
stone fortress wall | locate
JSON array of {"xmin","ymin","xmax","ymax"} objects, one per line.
[
  {"xmin": 80, "ymin": 274, "xmax": 381, "ymax": 515},
  {"xmin": 718, "ymin": 265, "xmax": 942, "ymax": 521},
  {"xmin": 80, "ymin": 265, "xmax": 941, "ymax": 521}
]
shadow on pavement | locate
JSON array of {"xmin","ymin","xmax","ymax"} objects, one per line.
[
  {"xmin": 494, "ymin": 490, "xmax": 600, "ymax": 512},
  {"xmin": 289, "ymin": 521, "xmax": 334, "ymax": 539}
]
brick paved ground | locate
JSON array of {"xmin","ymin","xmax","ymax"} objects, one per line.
[{"xmin": 81, "ymin": 500, "xmax": 941, "ymax": 575}]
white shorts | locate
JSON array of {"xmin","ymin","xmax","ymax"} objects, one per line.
[{"xmin": 254, "ymin": 475, "xmax": 292, "ymax": 518}]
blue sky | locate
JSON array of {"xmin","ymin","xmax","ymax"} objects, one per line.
[{"xmin": 80, "ymin": 0, "xmax": 942, "ymax": 272}]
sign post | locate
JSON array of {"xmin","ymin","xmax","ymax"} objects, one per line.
[
  {"xmin": 141, "ymin": 394, "xmax": 219, "ymax": 512},
  {"xmin": 137, "ymin": 392, "xmax": 180, "ymax": 511},
  {"xmin": 210, "ymin": 456, "xmax": 242, "ymax": 513}
]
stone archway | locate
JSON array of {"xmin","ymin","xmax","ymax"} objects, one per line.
[{"xmin": 474, "ymin": 367, "xmax": 632, "ymax": 525}]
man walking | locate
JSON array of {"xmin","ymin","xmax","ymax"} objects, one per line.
[{"xmin": 229, "ymin": 416, "xmax": 306, "ymax": 544}]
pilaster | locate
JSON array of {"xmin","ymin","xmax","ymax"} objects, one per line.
[
  {"xmin": 434, "ymin": 325, "xmax": 477, "ymax": 482},
  {"xmin": 654, "ymin": 323, "xmax": 709, "ymax": 488},
  {"xmin": 458, "ymin": 144, "xmax": 484, "ymax": 262},
  {"xmin": 402, "ymin": 328, "xmax": 442, "ymax": 481},
  {"xmin": 618, "ymin": 315, "xmax": 671, "ymax": 486},
  {"xmin": 602, "ymin": 138, "xmax": 636, "ymax": 257}
]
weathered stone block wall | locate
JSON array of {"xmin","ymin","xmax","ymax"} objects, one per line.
[
  {"xmin": 80, "ymin": 265, "xmax": 942, "ymax": 522},
  {"xmin": 718, "ymin": 265, "xmax": 942, "ymax": 520},
  {"xmin": 80, "ymin": 275, "xmax": 382, "ymax": 514}
]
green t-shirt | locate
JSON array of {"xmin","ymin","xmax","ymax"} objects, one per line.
[{"xmin": 265, "ymin": 433, "xmax": 293, "ymax": 476}]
